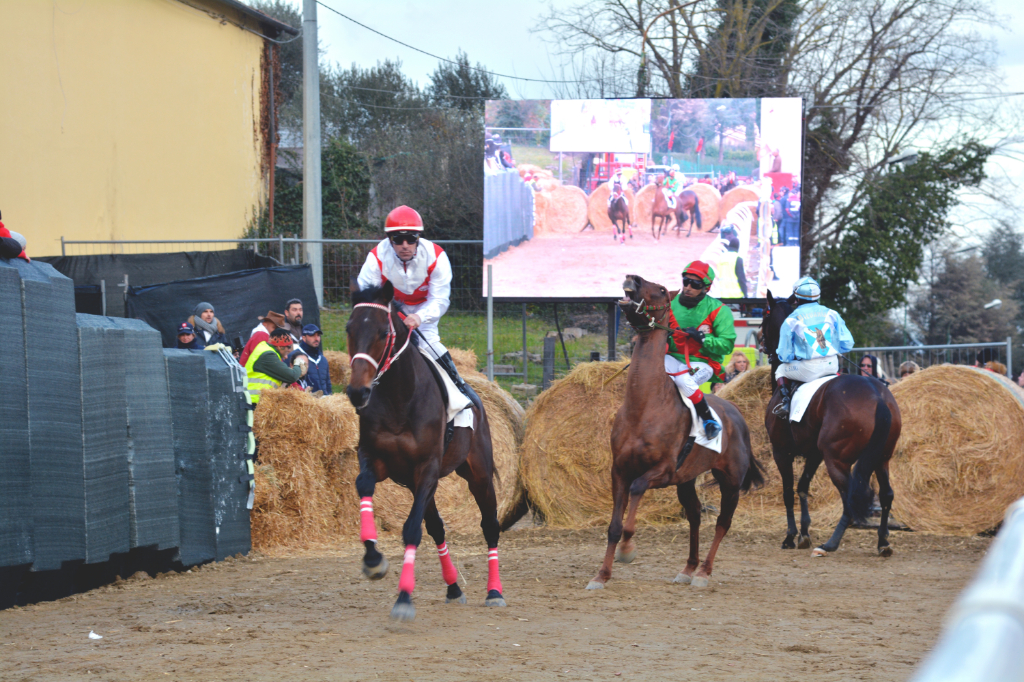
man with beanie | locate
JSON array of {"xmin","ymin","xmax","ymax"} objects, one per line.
[
  {"xmin": 188, "ymin": 302, "xmax": 229, "ymax": 348},
  {"xmin": 287, "ymin": 324, "xmax": 331, "ymax": 395}
]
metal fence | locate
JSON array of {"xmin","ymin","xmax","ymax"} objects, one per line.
[
  {"xmin": 483, "ymin": 171, "xmax": 534, "ymax": 260},
  {"xmin": 850, "ymin": 340, "xmax": 1013, "ymax": 379}
]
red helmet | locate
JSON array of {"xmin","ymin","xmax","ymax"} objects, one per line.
[{"xmin": 384, "ymin": 205, "xmax": 424, "ymax": 233}]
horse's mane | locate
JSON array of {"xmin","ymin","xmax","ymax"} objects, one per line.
[{"xmin": 352, "ymin": 284, "xmax": 385, "ymax": 306}]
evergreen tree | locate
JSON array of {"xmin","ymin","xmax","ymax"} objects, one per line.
[{"xmin": 426, "ymin": 50, "xmax": 507, "ymax": 111}]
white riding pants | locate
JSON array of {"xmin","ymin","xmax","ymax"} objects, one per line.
[
  {"xmin": 404, "ymin": 301, "xmax": 447, "ymax": 357},
  {"xmin": 664, "ymin": 356, "xmax": 714, "ymax": 399},
  {"xmin": 775, "ymin": 355, "xmax": 839, "ymax": 383}
]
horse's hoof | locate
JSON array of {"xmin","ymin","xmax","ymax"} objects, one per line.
[
  {"xmin": 446, "ymin": 594, "xmax": 468, "ymax": 604},
  {"xmin": 797, "ymin": 535, "xmax": 812, "ymax": 549},
  {"xmin": 390, "ymin": 592, "xmax": 415, "ymax": 622},
  {"xmin": 362, "ymin": 556, "xmax": 389, "ymax": 580},
  {"xmin": 811, "ymin": 547, "xmax": 828, "ymax": 557},
  {"xmin": 781, "ymin": 536, "xmax": 796, "ymax": 550},
  {"xmin": 585, "ymin": 580, "xmax": 605, "ymax": 590},
  {"xmin": 690, "ymin": 576, "xmax": 709, "ymax": 588},
  {"xmin": 614, "ymin": 547, "xmax": 637, "ymax": 564},
  {"xmin": 484, "ymin": 589, "xmax": 507, "ymax": 607},
  {"xmin": 672, "ymin": 572, "xmax": 692, "ymax": 585},
  {"xmin": 878, "ymin": 545, "xmax": 893, "ymax": 558}
]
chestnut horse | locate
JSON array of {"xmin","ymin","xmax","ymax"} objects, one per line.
[
  {"xmin": 586, "ymin": 274, "xmax": 764, "ymax": 590},
  {"xmin": 761, "ymin": 292, "xmax": 901, "ymax": 557},
  {"xmin": 608, "ymin": 191, "xmax": 634, "ymax": 244},
  {"xmin": 651, "ymin": 180, "xmax": 701, "ymax": 240},
  {"xmin": 346, "ymin": 281, "xmax": 506, "ymax": 620}
]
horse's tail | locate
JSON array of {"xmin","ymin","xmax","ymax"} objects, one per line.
[
  {"xmin": 848, "ymin": 398, "xmax": 893, "ymax": 521},
  {"xmin": 739, "ymin": 425, "xmax": 766, "ymax": 492},
  {"xmin": 693, "ymin": 198, "xmax": 702, "ymax": 230}
]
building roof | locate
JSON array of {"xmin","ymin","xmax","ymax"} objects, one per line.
[{"xmin": 192, "ymin": 0, "xmax": 300, "ymax": 38}]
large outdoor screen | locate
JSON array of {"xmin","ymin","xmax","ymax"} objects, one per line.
[{"xmin": 483, "ymin": 97, "xmax": 803, "ymax": 300}]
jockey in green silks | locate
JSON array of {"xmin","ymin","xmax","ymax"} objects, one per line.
[
  {"xmin": 664, "ymin": 260, "xmax": 736, "ymax": 439},
  {"xmin": 663, "ymin": 167, "xmax": 684, "ymax": 209}
]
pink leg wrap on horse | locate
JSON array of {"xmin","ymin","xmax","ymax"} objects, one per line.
[
  {"xmin": 487, "ymin": 548, "xmax": 502, "ymax": 593},
  {"xmin": 437, "ymin": 543, "xmax": 458, "ymax": 586},
  {"xmin": 359, "ymin": 497, "xmax": 377, "ymax": 542},
  {"xmin": 398, "ymin": 545, "xmax": 417, "ymax": 594}
]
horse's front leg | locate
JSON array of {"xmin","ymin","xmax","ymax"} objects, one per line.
[
  {"xmin": 673, "ymin": 479, "xmax": 702, "ymax": 584},
  {"xmin": 356, "ymin": 450, "xmax": 388, "ymax": 579},
  {"xmin": 617, "ymin": 467, "xmax": 670, "ymax": 564},
  {"xmin": 773, "ymin": 448, "xmax": 798, "ymax": 549},
  {"xmin": 587, "ymin": 468, "xmax": 628, "ymax": 590},
  {"xmin": 391, "ymin": 463, "xmax": 441, "ymax": 622},
  {"xmin": 797, "ymin": 454, "xmax": 823, "ymax": 549}
]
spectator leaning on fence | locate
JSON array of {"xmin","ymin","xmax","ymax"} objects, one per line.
[
  {"xmin": 239, "ymin": 311, "xmax": 285, "ymax": 366},
  {"xmin": 175, "ymin": 322, "xmax": 201, "ymax": 349},
  {"xmin": 188, "ymin": 302, "xmax": 229, "ymax": 348},
  {"xmin": 245, "ymin": 328, "xmax": 307, "ymax": 404},
  {"xmin": 899, "ymin": 361, "xmax": 921, "ymax": 380},
  {"xmin": 287, "ymin": 324, "xmax": 331, "ymax": 395},
  {"xmin": 283, "ymin": 299, "xmax": 303, "ymax": 343}
]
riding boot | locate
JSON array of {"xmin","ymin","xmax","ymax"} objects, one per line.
[
  {"xmin": 773, "ymin": 378, "xmax": 794, "ymax": 418},
  {"xmin": 437, "ymin": 351, "xmax": 483, "ymax": 411},
  {"xmin": 692, "ymin": 395, "xmax": 722, "ymax": 440}
]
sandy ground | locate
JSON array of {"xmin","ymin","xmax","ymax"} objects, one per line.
[
  {"xmin": 486, "ymin": 230, "xmax": 729, "ymax": 299},
  {"xmin": 0, "ymin": 524, "xmax": 987, "ymax": 682}
]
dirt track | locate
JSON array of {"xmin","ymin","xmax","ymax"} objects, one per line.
[{"xmin": 0, "ymin": 525, "xmax": 986, "ymax": 682}]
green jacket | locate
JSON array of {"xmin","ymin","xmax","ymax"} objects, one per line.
[
  {"xmin": 663, "ymin": 175, "xmax": 683, "ymax": 195},
  {"xmin": 666, "ymin": 293, "xmax": 736, "ymax": 382}
]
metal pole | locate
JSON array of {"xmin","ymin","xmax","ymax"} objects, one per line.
[
  {"xmin": 1008, "ymin": 336, "xmax": 1013, "ymax": 378},
  {"xmin": 607, "ymin": 302, "xmax": 617, "ymax": 361},
  {"xmin": 279, "ymin": 234, "xmax": 284, "ymax": 263},
  {"xmin": 100, "ymin": 279, "xmax": 106, "ymax": 317},
  {"xmin": 268, "ymin": 43, "xmax": 277, "ymax": 234},
  {"xmin": 522, "ymin": 303, "xmax": 528, "ymax": 383},
  {"xmin": 487, "ymin": 265, "xmax": 494, "ymax": 381},
  {"xmin": 302, "ymin": 0, "xmax": 323, "ymax": 306},
  {"xmin": 61, "ymin": 236, "xmax": 65, "ymax": 257}
]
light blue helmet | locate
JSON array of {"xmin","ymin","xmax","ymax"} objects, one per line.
[{"xmin": 793, "ymin": 276, "xmax": 821, "ymax": 302}]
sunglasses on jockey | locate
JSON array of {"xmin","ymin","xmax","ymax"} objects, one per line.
[
  {"xmin": 389, "ymin": 232, "xmax": 420, "ymax": 246},
  {"xmin": 682, "ymin": 277, "xmax": 707, "ymax": 290}
]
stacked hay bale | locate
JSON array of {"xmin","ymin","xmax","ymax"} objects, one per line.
[
  {"xmin": 324, "ymin": 350, "xmax": 350, "ymax": 389},
  {"xmin": 586, "ymin": 184, "xmax": 636, "ymax": 232},
  {"xmin": 888, "ymin": 365, "xmax": 1024, "ymax": 535},
  {"xmin": 541, "ymin": 185, "xmax": 589, "ymax": 233},
  {"xmin": 719, "ymin": 187, "xmax": 760, "ymax": 235},
  {"xmin": 685, "ymin": 183, "xmax": 722, "ymax": 231},
  {"xmin": 520, "ymin": 361, "xmax": 691, "ymax": 527}
]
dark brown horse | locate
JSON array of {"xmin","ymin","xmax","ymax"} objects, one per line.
[
  {"xmin": 651, "ymin": 179, "xmax": 701, "ymax": 239},
  {"xmin": 761, "ymin": 292, "xmax": 901, "ymax": 556},
  {"xmin": 608, "ymin": 189, "xmax": 634, "ymax": 244},
  {"xmin": 346, "ymin": 281, "xmax": 506, "ymax": 620},
  {"xmin": 586, "ymin": 274, "xmax": 764, "ymax": 590}
]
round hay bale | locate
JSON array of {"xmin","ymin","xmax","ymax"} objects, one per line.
[
  {"xmin": 251, "ymin": 390, "xmax": 361, "ymax": 550},
  {"xmin": 372, "ymin": 376, "xmax": 527, "ymax": 534},
  {"xmin": 535, "ymin": 178, "xmax": 561, "ymax": 193},
  {"xmin": 519, "ymin": 361, "xmax": 689, "ymax": 527},
  {"xmin": 533, "ymin": 191, "xmax": 551, "ymax": 235},
  {"xmin": 686, "ymin": 183, "xmax": 722, "ymax": 231},
  {"xmin": 633, "ymin": 183, "xmax": 659, "ymax": 234},
  {"xmin": 543, "ymin": 185, "xmax": 589, "ymax": 233},
  {"xmin": 517, "ymin": 163, "xmax": 548, "ymax": 177},
  {"xmin": 889, "ymin": 365, "xmax": 1024, "ymax": 535},
  {"xmin": 586, "ymin": 185, "xmax": 636, "ymax": 232},
  {"xmin": 719, "ymin": 187, "xmax": 760, "ymax": 234},
  {"xmin": 324, "ymin": 350, "xmax": 351, "ymax": 390},
  {"xmin": 449, "ymin": 348, "xmax": 485, "ymax": 379}
]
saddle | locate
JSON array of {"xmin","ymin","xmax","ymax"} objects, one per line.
[{"xmin": 418, "ymin": 348, "xmax": 474, "ymax": 448}]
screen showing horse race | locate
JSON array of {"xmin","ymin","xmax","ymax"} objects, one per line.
[{"xmin": 483, "ymin": 97, "xmax": 803, "ymax": 301}]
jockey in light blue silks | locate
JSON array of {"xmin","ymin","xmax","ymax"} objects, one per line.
[{"xmin": 773, "ymin": 276, "xmax": 855, "ymax": 417}]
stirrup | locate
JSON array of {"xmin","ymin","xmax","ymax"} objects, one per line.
[
  {"xmin": 702, "ymin": 419, "xmax": 721, "ymax": 439},
  {"xmin": 772, "ymin": 400, "xmax": 791, "ymax": 417}
]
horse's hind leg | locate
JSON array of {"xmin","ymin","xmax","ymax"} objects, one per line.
[
  {"xmin": 391, "ymin": 466, "xmax": 440, "ymax": 621},
  {"xmin": 355, "ymin": 451, "xmax": 388, "ymax": 580},
  {"xmin": 588, "ymin": 469, "xmax": 628, "ymax": 590},
  {"xmin": 673, "ymin": 480, "xmax": 701, "ymax": 584},
  {"xmin": 423, "ymin": 499, "xmax": 465, "ymax": 604},
  {"xmin": 876, "ymin": 462, "xmax": 894, "ymax": 557},
  {"xmin": 813, "ymin": 458, "xmax": 853, "ymax": 557},
  {"xmin": 774, "ymin": 449, "xmax": 798, "ymax": 549},
  {"xmin": 462, "ymin": 460, "xmax": 506, "ymax": 606},
  {"xmin": 693, "ymin": 471, "xmax": 740, "ymax": 587},
  {"xmin": 797, "ymin": 454, "xmax": 823, "ymax": 549}
]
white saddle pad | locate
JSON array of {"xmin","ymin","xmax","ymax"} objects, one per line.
[
  {"xmin": 418, "ymin": 347, "xmax": 474, "ymax": 429},
  {"xmin": 678, "ymin": 387, "xmax": 723, "ymax": 454},
  {"xmin": 789, "ymin": 374, "xmax": 839, "ymax": 422}
]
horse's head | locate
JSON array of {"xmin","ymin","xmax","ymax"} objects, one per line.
[
  {"xmin": 620, "ymin": 274, "xmax": 672, "ymax": 332},
  {"xmin": 345, "ymin": 279, "xmax": 398, "ymax": 410},
  {"xmin": 761, "ymin": 290, "xmax": 794, "ymax": 358}
]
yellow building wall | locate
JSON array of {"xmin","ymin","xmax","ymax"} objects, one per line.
[{"xmin": 0, "ymin": 0, "xmax": 268, "ymax": 257}]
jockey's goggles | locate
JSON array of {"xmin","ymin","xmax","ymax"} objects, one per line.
[
  {"xmin": 682, "ymin": 277, "xmax": 706, "ymax": 290},
  {"xmin": 389, "ymin": 233, "xmax": 419, "ymax": 246}
]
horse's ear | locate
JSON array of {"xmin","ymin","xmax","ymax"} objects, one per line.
[
  {"xmin": 766, "ymin": 290, "xmax": 775, "ymax": 306},
  {"xmin": 350, "ymin": 277, "xmax": 360, "ymax": 295},
  {"xmin": 381, "ymin": 280, "xmax": 394, "ymax": 303}
]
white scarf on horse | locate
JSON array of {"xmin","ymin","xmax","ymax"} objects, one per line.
[
  {"xmin": 417, "ymin": 347, "xmax": 474, "ymax": 429},
  {"xmin": 789, "ymin": 374, "xmax": 839, "ymax": 422},
  {"xmin": 679, "ymin": 389, "xmax": 723, "ymax": 454}
]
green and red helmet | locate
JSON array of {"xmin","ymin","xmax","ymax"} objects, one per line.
[{"xmin": 682, "ymin": 260, "xmax": 716, "ymax": 286}]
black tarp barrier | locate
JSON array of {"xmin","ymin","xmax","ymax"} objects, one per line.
[
  {"xmin": 73, "ymin": 285, "xmax": 104, "ymax": 315},
  {"xmin": 126, "ymin": 265, "xmax": 319, "ymax": 348},
  {"xmin": 164, "ymin": 350, "xmax": 216, "ymax": 567},
  {"xmin": 0, "ymin": 260, "xmax": 33, "ymax": 569},
  {"xmin": 76, "ymin": 315, "xmax": 131, "ymax": 564},
  {"xmin": 109, "ymin": 319, "xmax": 179, "ymax": 551},
  {"xmin": 38, "ymin": 250, "xmax": 279, "ymax": 318}
]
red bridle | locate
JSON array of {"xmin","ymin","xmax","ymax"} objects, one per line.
[{"xmin": 349, "ymin": 302, "xmax": 411, "ymax": 387}]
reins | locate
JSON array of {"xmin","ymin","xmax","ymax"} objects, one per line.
[
  {"xmin": 350, "ymin": 302, "xmax": 412, "ymax": 389},
  {"xmin": 621, "ymin": 297, "xmax": 697, "ymax": 376}
]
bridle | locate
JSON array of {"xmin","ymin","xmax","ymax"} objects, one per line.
[
  {"xmin": 622, "ymin": 297, "xmax": 673, "ymax": 334},
  {"xmin": 349, "ymin": 302, "xmax": 412, "ymax": 388}
]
